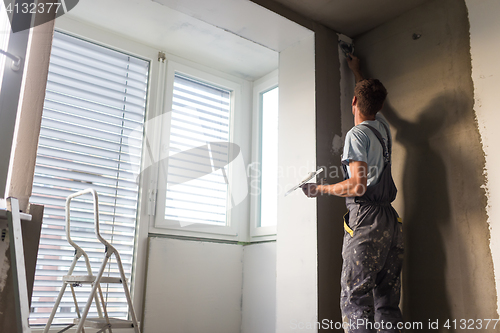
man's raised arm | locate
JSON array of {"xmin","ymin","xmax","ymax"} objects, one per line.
[{"xmin": 347, "ymin": 54, "xmax": 364, "ymax": 83}]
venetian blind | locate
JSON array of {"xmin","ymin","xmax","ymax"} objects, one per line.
[
  {"xmin": 165, "ymin": 75, "xmax": 231, "ymax": 226},
  {"xmin": 29, "ymin": 31, "xmax": 149, "ymax": 325}
]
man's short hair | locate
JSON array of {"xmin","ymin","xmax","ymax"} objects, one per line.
[{"xmin": 354, "ymin": 79, "xmax": 387, "ymax": 117}]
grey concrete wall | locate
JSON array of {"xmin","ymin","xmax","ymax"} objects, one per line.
[
  {"xmin": 354, "ymin": 0, "xmax": 497, "ymax": 328},
  {"xmin": 314, "ymin": 23, "xmax": 346, "ymax": 328}
]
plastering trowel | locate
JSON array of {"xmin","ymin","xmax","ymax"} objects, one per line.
[
  {"xmin": 339, "ymin": 40, "xmax": 354, "ymax": 59},
  {"xmin": 285, "ymin": 168, "xmax": 324, "ymax": 197}
]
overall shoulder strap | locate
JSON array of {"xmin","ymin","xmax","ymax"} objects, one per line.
[
  {"xmin": 380, "ymin": 122, "xmax": 392, "ymax": 157},
  {"xmin": 361, "ymin": 124, "xmax": 391, "ymax": 163}
]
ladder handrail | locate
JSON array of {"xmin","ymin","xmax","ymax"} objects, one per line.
[
  {"xmin": 64, "ymin": 188, "xmax": 106, "ymax": 322},
  {"xmin": 66, "ymin": 188, "xmax": 117, "ymax": 257},
  {"xmin": 65, "ymin": 189, "xmax": 93, "ymax": 275}
]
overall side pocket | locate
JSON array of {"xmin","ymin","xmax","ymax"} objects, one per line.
[{"xmin": 343, "ymin": 211, "xmax": 353, "ymax": 237}]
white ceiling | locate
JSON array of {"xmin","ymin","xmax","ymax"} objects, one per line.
[
  {"xmin": 63, "ymin": 0, "xmax": 311, "ymax": 81},
  {"xmin": 63, "ymin": 0, "xmax": 431, "ymax": 80},
  {"xmin": 152, "ymin": 0, "xmax": 313, "ymax": 51},
  {"xmin": 270, "ymin": 0, "xmax": 431, "ymax": 37}
]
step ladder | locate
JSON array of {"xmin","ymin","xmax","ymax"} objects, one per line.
[{"xmin": 43, "ymin": 189, "xmax": 140, "ymax": 333}]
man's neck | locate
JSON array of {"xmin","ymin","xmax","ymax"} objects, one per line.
[{"xmin": 355, "ymin": 112, "xmax": 376, "ymax": 126}]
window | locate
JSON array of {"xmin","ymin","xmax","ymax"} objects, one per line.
[
  {"xmin": 0, "ymin": 3, "xmax": 10, "ymax": 89},
  {"xmin": 164, "ymin": 74, "xmax": 231, "ymax": 226},
  {"xmin": 29, "ymin": 31, "xmax": 149, "ymax": 325},
  {"xmin": 153, "ymin": 62, "xmax": 244, "ymax": 237},
  {"xmin": 250, "ymin": 71, "xmax": 279, "ymax": 237}
]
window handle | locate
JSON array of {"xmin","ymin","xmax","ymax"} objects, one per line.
[{"xmin": 0, "ymin": 49, "xmax": 22, "ymax": 71}]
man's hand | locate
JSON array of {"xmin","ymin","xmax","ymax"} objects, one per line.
[
  {"xmin": 301, "ymin": 183, "xmax": 321, "ymax": 198},
  {"xmin": 347, "ymin": 54, "xmax": 360, "ymax": 71},
  {"xmin": 347, "ymin": 54, "xmax": 364, "ymax": 83}
]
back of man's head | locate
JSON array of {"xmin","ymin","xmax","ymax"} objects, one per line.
[{"xmin": 354, "ymin": 79, "xmax": 387, "ymax": 117}]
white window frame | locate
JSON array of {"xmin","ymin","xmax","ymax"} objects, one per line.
[
  {"xmin": 28, "ymin": 17, "xmax": 162, "ymax": 331},
  {"xmin": 250, "ymin": 70, "xmax": 278, "ymax": 239},
  {"xmin": 150, "ymin": 61, "xmax": 243, "ymax": 238}
]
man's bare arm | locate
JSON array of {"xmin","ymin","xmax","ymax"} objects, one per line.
[
  {"xmin": 347, "ymin": 54, "xmax": 364, "ymax": 83},
  {"xmin": 302, "ymin": 161, "xmax": 368, "ymax": 197}
]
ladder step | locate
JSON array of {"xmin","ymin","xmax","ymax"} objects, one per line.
[
  {"xmin": 63, "ymin": 275, "xmax": 124, "ymax": 284},
  {"xmin": 73, "ymin": 317, "xmax": 136, "ymax": 329}
]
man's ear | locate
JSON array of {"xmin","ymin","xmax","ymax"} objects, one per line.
[{"xmin": 352, "ymin": 96, "xmax": 357, "ymax": 106}]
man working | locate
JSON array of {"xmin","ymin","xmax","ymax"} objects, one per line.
[{"xmin": 302, "ymin": 55, "xmax": 404, "ymax": 333}]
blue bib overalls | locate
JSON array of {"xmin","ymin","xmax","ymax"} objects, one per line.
[{"xmin": 341, "ymin": 124, "xmax": 404, "ymax": 333}]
